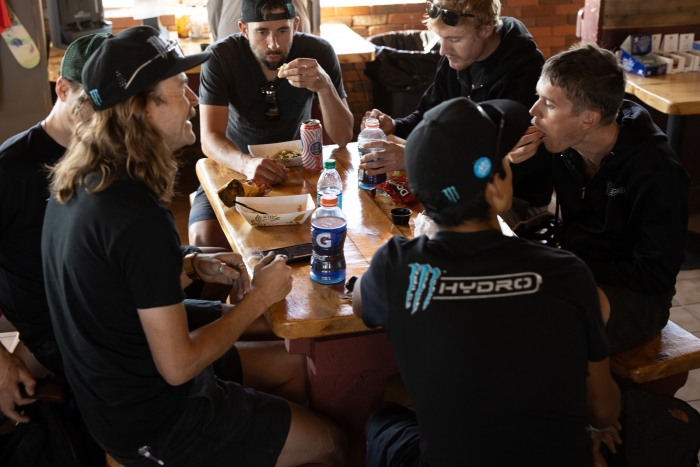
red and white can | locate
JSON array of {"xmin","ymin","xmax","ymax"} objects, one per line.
[{"xmin": 301, "ymin": 119, "xmax": 323, "ymax": 172}]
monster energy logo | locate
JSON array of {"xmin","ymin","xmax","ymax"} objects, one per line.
[
  {"xmin": 406, "ymin": 265, "xmax": 542, "ymax": 313},
  {"xmin": 442, "ymin": 186, "xmax": 460, "ymax": 203},
  {"xmin": 89, "ymin": 90, "xmax": 102, "ymax": 106},
  {"xmin": 406, "ymin": 264, "xmax": 441, "ymax": 314}
]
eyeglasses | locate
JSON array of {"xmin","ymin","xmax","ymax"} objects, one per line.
[
  {"xmin": 124, "ymin": 40, "xmax": 185, "ymax": 90},
  {"xmin": 426, "ymin": 1, "xmax": 475, "ymax": 27},
  {"xmin": 261, "ymin": 83, "xmax": 280, "ymax": 120}
]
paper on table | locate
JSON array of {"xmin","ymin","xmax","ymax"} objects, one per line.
[
  {"xmin": 0, "ymin": 331, "xmax": 19, "ymax": 353},
  {"xmin": 248, "ymin": 140, "xmax": 303, "ymax": 167}
]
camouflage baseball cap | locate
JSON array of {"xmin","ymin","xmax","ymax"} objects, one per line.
[{"xmin": 59, "ymin": 33, "xmax": 113, "ymax": 84}]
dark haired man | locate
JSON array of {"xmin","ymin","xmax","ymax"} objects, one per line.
[
  {"xmin": 360, "ymin": 0, "xmax": 551, "ymax": 226},
  {"xmin": 42, "ymin": 26, "xmax": 345, "ymax": 466},
  {"xmin": 0, "ymin": 33, "xmax": 110, "ymax": 422},
  {"xmin": 512, "ymin": 42, "xmax": 689, "ymax": 354},
  {"xmin": 189, "ymin": 0, "xmax": 353, "ymax": 249},
  {"xmin": 353, "ymin": 97, "xmax": 620, "ymax": 466}
]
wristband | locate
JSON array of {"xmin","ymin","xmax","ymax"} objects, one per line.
[
  {"xmin": 183, "ymin": 253, "xmax": 202, "ymax": 282},
  {"xmin": 587, "ymin": 425, "xmax": 612, "ymax": 433}
]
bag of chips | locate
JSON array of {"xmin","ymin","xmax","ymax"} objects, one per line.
[{"xmin": 370, "ymin": 175, "xmax": 418, "ymax": 205}]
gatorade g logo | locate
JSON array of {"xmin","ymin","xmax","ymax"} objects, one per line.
[{"xmin": 315, "ymin": 232, "xmax": 333, "ymax": 248}]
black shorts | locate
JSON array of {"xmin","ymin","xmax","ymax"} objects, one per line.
[
  {"xmin": 188, "ymin": 185, "xmax": 216, "ymax": 226},
  {"xmin": 112, "ymin": 367, "xmax": 291, "ymax": 467},
  {"xmin": 366, "ymin": 406, "xmax": 425, "ymax": 467},
  {"xmin": 601, "ymin": 283, "xmax": 673, "ymax": 354}
]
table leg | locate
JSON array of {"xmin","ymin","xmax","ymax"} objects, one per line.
[
  {"xmin": 287, "ymin": 332, "xmax": 398, "ymax": 467},
  {"xmin": 666, "ymin": 114, "xmax": 686, "ymax": 159}
]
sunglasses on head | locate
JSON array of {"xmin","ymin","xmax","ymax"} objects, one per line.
[
  {"xmin": 125, "ymin": 40, "xmax": 184, "ymax": 90},
  {"xmin": 426, "ymin": 1, "xmax": 475, "ymax": 27}
]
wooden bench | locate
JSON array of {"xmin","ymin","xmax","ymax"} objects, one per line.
[{"xmin": 611, "ymin": 320, "xmax": 700, "ymax": 384}]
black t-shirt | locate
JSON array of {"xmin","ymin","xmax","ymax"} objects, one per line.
[
  {"xmin": 0, "ymin": 123, "xmax": 65, "ymax": 349},
  {"xmin": 199, "ymin": 32, "xmax": 346, "ymax": 151},
  {"xmin": 361, "ymin": 230, "xmax": 609, "ymax": 467},
  {"xmin": 42, "ymin": 178, "xmax": 189, "ymax": 454}
]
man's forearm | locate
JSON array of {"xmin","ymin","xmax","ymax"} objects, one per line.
[
  {"xmin": 201, "ymin": 131, "xmax": 250, "ymax": 174},
  {"xmin": 143, "ymin": 290, "xmax": 270, "ymax": 386},
  {"xmin": 317, "ymin": 89, "xmax": 353, "ymax": 147}
]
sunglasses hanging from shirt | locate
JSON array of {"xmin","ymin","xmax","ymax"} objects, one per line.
[
  {"xmin": 426, "ymin": 1, "xmax": 475, "ymax": 27},
  {"xmin": 261, "ymin": 83, "xmax": 280, "ymax": 120}
]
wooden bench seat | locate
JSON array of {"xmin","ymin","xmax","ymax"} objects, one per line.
[{"xmin": 611, "ymin": 320, "xmax": 700, "ymax": 383}]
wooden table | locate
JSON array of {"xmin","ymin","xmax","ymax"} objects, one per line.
[
  {"xmin": 197, "ymin": 143, "xmax": 411, "ymax": 466},
  {"xmin": 197, "ymin": 143, "xmax": 414, "ymax": 337},
  {"xmin": 625, "ymin": 71, "xmax": 700, "ymax": 156}
]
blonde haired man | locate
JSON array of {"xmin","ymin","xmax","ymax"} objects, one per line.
[{"xmin": 361, "ymin": 0, "xmax": 551, "ymax": 225}]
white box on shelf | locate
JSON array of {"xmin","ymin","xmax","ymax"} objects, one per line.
[
  {"xmin": 679, "ymin": 33, "xmax": 695, "ymax": 52},
  {"xmin": 656, "ymin": 51, "xmax": 685, "ymax": 73},
  {"xmin": 676, "ymin": 51, "xmax": 699, "ymax": 71},
  {"xmin": 661, "ymin": 33, "xmax": 679, "ymax": 52}
]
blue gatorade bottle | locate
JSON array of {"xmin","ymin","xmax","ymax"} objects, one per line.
[{"xmin": 310, "ymin": 194, "xmax": 347, "ymax": 284}]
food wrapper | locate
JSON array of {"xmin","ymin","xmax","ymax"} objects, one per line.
[
  {"xmin": 370, "ymin": 176, "xmax": 418, "ymax": 205},
  {"xmin": 218, "ymin": 179, "xmax": 271, "ymax": 207},
  {"xmin": 414, "ymin": 211, "xmax": 437, "ymax": 238}
]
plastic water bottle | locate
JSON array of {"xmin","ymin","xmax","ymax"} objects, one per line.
[
  {"xmin": 357, "ymin": 118, "xmax": 387, "ymax": 190},
  {"xmin": 310, "ymin": 194, "xmax": 346, "ymax": 285},
  {"xmin": 316, "ymin": 160, "xmax": 343, "ymax": 209}
]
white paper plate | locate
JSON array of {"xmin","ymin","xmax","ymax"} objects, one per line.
[
  {"xmin": 248, "ymin": 140, "xmax": 303, "ymax": 167},
  {"xmin": 235, "ymin": 194, "xmax": 315, "ymax": 227}
]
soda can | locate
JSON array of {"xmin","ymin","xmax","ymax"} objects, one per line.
[{"xmin": 301, "ymin": 119, "xmax": 323, "ymax": 172}]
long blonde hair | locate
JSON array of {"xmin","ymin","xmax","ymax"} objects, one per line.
[{"xmin": 50, "ymin": 84, "xmax": 179, "ymax": 204}]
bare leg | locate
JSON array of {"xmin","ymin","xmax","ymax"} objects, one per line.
[
  {"xmin": 275, "ymin": 403, "xmax": 347, "ymax": 467},
  {"xmin": 597, "ymin": 287, "xmax": 611, "ymax": 324},
  {"xmin": 237, "ymin": 341, "xmax": 307, "ymax": 407},
  {"xmin": 188, "ymin": 219, "xmax": 231, "ymax": 250}
]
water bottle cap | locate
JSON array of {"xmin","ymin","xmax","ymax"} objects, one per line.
[
  {"xmin": 323, "ymin": 160, "xmax": 336, "ymax": 169},
  {"xmin": 320, "ymin": 194, "xmax": 338, "ymax": 207},
  {"xmin": 365, "ymin": 118, "xmax": 380, "ymax": 128}
]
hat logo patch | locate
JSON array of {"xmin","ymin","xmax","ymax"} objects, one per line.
[
  {"xmin": 473, "ymin": 157, "xmax": 492, "ymax": 179},
  {"xmin": 442, "ymin": 186, "xmax": 460, "ymax": 203},
  {"xmin": 89, "ymin": 89, "xmax": 103, "ymax": 107}
]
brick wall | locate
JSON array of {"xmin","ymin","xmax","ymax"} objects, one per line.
[{"xmin": 322, "ymin": 0, "xmax": 584, "ymax": 136}]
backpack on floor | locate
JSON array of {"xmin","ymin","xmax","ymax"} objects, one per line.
[{"xmin": 604, "ymin": 388, "xmax": 700, "ymax": 467}]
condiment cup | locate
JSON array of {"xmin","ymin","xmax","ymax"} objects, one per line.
[{"xmin": 390, "ymin": 208, "xmax": 412, "ymax": 225}]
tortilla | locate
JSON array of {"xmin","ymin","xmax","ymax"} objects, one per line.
[{"xmin": 277, "ymin": 63, "xmax": 287, "ymax": 79}]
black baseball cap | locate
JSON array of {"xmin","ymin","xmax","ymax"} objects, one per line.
[
  {"xmin": 405, "ymin": 97, "xmax": 530, "ymax": 212},
  {"xmin": 82, "ymin": 26, "xmax": 210, "ymax": 111},
  {"xmin": 241, "ymin": 0, "xmax": 297, "ymax": 23}
]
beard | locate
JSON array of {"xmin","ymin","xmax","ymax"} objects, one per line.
[{"xmin": 257, "ymin": 47, "xmax": 291, "ymax": 71}]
